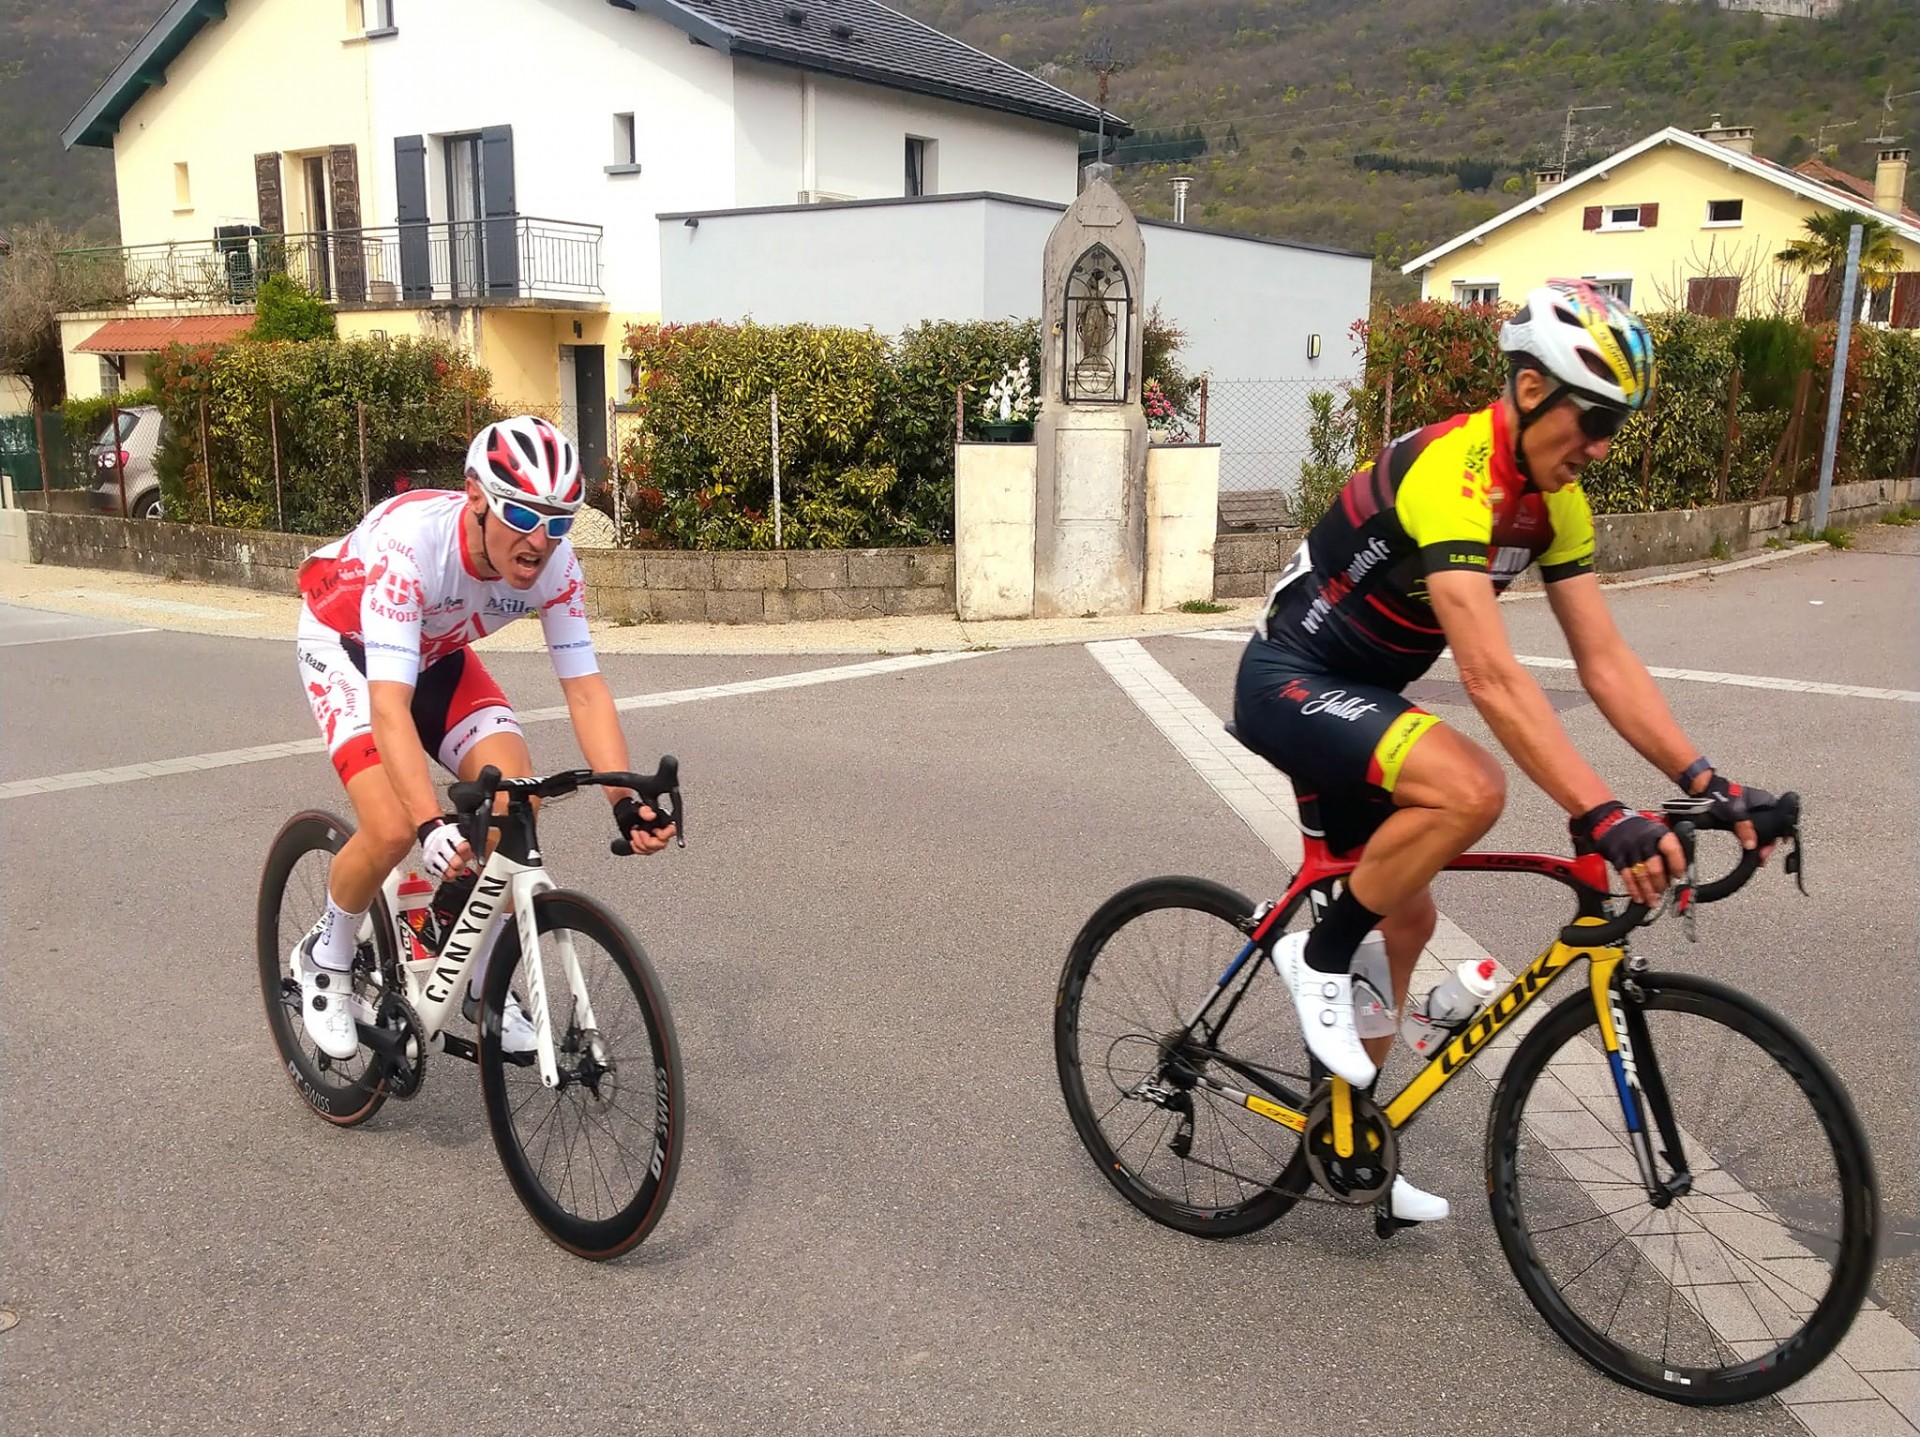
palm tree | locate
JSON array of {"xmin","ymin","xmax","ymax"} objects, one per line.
[{"xmin": 1777, "ymin": 209, "xmax": 1906, "ymax": 321}]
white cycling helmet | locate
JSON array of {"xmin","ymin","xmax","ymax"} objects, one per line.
[
  {"xmin": 1499, "ymin": 280, "xmax": 1656, "ymax": 413},
  {"xmin": 464, "ymin": 415, "xmax": 584, "ymax": 512}
]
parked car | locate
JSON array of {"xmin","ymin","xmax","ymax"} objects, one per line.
[{"xmin": 88, "ymin": 406, "xmax": 166, "ymax": 520}]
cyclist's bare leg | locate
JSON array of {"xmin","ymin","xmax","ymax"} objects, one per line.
[
  {"xmin": 327, "ymin": 765, "xmax": 416, "ymax": 914},
  {"xmin": 1345, "ymin": 725, "xmax": 1505, "ymax": 918},
  {"xmin": 1364, "ymin": 887, "xmax": 1437, "ymax": 1070}
]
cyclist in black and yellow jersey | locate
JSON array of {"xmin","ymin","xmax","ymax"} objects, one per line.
[{"xmin": 1235, "ymin": 281, "xmax": 1774, "ymax": 1222}]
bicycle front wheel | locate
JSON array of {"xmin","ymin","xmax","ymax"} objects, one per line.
[
  {"xmin": 1488, "ymin": 972, "xmax": 1877, "ymax": 1405},
  {"xmin": 1054, "ymin": 876, "xmax": 1314, "ymax": 1238},
  {"xmin": 478, "ymin": 890, "xmax": 683, "ymax": 1260}
]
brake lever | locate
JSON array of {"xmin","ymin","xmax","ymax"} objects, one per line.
[
  {"xmin": 1785, "ymin": 826, "xmax": 1807, "ymax": 895},
  {"xmin": 1673, "ymin": 819, "xmax": 1698, "ymax": 942}
]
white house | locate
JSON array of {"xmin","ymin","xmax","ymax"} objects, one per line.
[{"xmin": 59, "ymin": 0, "xmax": 1118, "ymax": 473}]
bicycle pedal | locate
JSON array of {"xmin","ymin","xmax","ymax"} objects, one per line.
[{"xmin": 1374, "ymin": 1209, "xmax": 1418, "ymax": 1240}]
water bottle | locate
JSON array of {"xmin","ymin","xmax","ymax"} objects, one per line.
[
  {"xmin": 1401, "ymin": 958, "xmax": 1501, "ymax": 1059},
  {"xmin": 1349, "ymin": 932, "xmax": 1397, "ymax": 1040},
  {"xmin": 395, "ymin": 868, "xmax": 435, "ymax": 957}
]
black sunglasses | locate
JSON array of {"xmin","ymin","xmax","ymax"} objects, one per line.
[{"xmin": 1568, "ymin": 394, "xmax": 1630, "ymax": 442}]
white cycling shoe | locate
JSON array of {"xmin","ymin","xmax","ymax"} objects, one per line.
[
  {"xmin": 292, "ymin": 935, "xmax": 363, "ymax": 1062},
  {"xmin": 463, "ymin": 990, "xmax": 538, "ymax": 1055},
  {"xmin": 1271, "ymin": 931, "xmax": 1378, "ymax": 1088},
  {"xmin": 1388, "ymin": 1175, "xmax": 1451, "ymax": 1223}
]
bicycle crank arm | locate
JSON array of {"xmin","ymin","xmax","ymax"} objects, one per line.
[{"xmin": 354, "ymin": 1021, "xmax": 409, "ymax": 1062}]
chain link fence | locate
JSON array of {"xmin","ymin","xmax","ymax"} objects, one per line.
[{"xmin": 1202, "ymin": 377, "xmax": 1339, "ymax": 531}]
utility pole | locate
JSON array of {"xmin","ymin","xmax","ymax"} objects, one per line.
[
  {"xmin": 1080, "ymin": 36, "xmax": 1128, "ymax": 171},
  {"xmin": 1562, "ymin": 105, "xmax": 1611, "ymax": 169}
]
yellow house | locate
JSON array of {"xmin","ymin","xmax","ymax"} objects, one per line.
[{"xmin": 1402, "ymin": 122, "xmax": 1920, "ymax": 327}]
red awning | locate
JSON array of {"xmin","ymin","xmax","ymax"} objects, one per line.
[{"xmin": 75, "ymin": 315, "xmax": 255, "ymax": 354}]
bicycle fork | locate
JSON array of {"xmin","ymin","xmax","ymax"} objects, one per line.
[
  {"xmin": 1591, "ymin": 950, "xmax": 1693, "ymax": 1206},
  {"xmin": 509, "ymin": 872, "xmax": 601, "ymax": 1092}
]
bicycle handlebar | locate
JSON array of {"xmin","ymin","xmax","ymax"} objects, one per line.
[
  {"xmin": 1556, "ymin": 791, "xmax": 1802, "ymax": 948},
  {"xmin": 444, "ymin": 756, "xmax": 685, "ymax": 856}
]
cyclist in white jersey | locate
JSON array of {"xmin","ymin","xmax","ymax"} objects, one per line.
[{"xmin": 290, "ymin": 415, "xmax": 673, "ymax": 1061}]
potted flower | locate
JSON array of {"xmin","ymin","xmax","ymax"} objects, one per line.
[
  {"xmin": 979, "ymin": 358, "xmax": 1036, "ymax": 442},
  {"xmin": 1144, "ymin": 379, "xmax": 1193, "ymax": 444}
]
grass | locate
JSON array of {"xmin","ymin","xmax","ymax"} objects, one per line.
[
  {"xmin": 1881, "ymin": 505, "xmax": 1918, "ymax": 527},
  {"xmin": 1790, "ymin": 526, "xmax": 1853, "ymax": 549},
  {"xmin": 1707, "ymin": 536, "xmax": 1732, "ymax": 562},
  {"xmin": 1177, "ymin": 598, "xmax": 1232, "ymax": 614}
]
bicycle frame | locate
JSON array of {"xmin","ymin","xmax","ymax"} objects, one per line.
[
  {"xmin": 1169, "ymin": 826, "xmax": 1661, "ymax": 1181},
  {"xmin": 373, "ymin": 807, "xmax": 592, "ymax": 1092}
]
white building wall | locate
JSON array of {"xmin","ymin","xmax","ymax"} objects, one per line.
[{"xmin": 363, "ymin": 0, "xmax": 739, "ymax": 317}]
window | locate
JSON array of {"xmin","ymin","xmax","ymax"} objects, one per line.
[
  {"xmin": 1584, "ymin": 276, "xmax": 1633, "ymax": 305},
  {"xmin": 615, "ymin": 357, "xmax": 638, "ymax": 406},
  {"xmin": 1452, "ymin": 280, "xmax": 1500, "ymax": 306},
  {"xmin": 1706, "ymin": 198, "xmax": 1744, "ymax": 226},
  {"xmin": 1686, "ymin": 276, "xmax": 1741, "ymax": 317},
  {"xmin": 173, "ymin": 162, "xmax": 191, "ymax": 210},
  {"xmin": 1864, "ymin": 282, "xmax": 1893, "ymax": 325},
  {"xmin": 1602, "ymin": 205, "xmax": 1642, "ymax": 230},
  {"xmin": 612, "ymin": 113, "xmax": 636, "ymax": 167},
  {"xmin": 98, "ymin": 359, "xmax": 123, "ymax": 399},
  {"xmin": 905, "ymin": 136, "xmax": 935, "ymax": 197}
]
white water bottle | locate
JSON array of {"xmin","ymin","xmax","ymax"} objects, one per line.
[
  {"xmin": 1349, "ymin": 932, "xmax": 1397, "ymax": 1040},
  {"xmin": 1401, "ymin": 958, "xmax": 1501, "ymax": 1059}
]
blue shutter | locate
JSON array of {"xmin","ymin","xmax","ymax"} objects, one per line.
[
  {"xmin": 394, "ymin": 134, "xmax": 430, "ymax": 301},
  {"xmin": 480, "ymin": 125, "xmax": 519, "ymax": 297}
]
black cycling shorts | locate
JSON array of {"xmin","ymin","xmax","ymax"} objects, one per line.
[{"xmin": 1231, "ymin": 635, "xmax": 1442, "ymax": 856}]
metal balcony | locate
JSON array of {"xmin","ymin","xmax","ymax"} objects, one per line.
[{"xmin": 57, "ymin": 217, "xmax": 604, "ymax": 309}]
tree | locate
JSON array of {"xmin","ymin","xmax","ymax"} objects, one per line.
[
  {"xmin": 1776, "ymin": 209, "xmax": 1906, "ymax": 320},
  {"xmin": 0, "ymin": 221, "xmax": 135, "ymax": 410}
]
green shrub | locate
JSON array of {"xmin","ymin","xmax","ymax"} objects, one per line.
[
  {"xmin": 149, "ymin": 337, "xmax": 491, "ymax": 533},
  {"xmin": 1296, "ymin": 388, "xmax": 1354, "ymax": 525},
  {"xmin": 249, "ymin": 273, "xmax": 337, "ymax": 342}
]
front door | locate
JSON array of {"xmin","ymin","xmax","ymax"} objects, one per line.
[
  {"xmin": 570, "ymin": 346, "xmax": 607, "ymax": 487},
  {"xmin": 304, "ymin": 155, "xmax": 333, "ymax": 298}
]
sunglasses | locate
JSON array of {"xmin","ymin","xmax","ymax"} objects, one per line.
[
  {"xmin": 486, "ymin": 492, "xmax": 576, "ymax": 538},
  {"xmin": 1566, "ymin": 393, "xmax": 1630, "ymax": 442}
]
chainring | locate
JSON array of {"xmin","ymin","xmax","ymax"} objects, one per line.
[
  {"xmin": 375, "ymin": 990, "xmax": 429, "ymax": 1100},
  {"xmin": 1302, "ymin": 1086, "xmax": 1397, "ymax": 1204}
]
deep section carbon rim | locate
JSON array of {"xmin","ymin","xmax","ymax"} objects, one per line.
[{"xmin": 1488, "ymin": 974, "xmax": 1877, "ymax": 1405}]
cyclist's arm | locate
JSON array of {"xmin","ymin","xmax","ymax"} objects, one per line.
[
  {"xmin": 558, "ymin": 671, "xmax": 674, "ymax": 854},
  {"xmin": 358, "ymin": 549, "xmax": 446, "ymax": 832},
  {"xmin": 368, "ymin": 680, "xmax": 445, "ymax": 830},
  {"xmin": 1546, "ymin": 573, "xmax": 1698, "ymax": 780},
  {"xmin": 1428, "ymin": 570, "xmax": 1615, "ymax": 818}
]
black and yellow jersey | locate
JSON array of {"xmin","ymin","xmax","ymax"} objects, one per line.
[{"xmin": 1261, "ymin": 402, "xmax": 1595, "ymax": 689}]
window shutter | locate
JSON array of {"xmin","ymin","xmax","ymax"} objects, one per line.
[
  {"xmin": 254, "ymin": 152, "xmax": 284, "ymax": 233},
  {"xmin": 1639, "ymin": 202, "xmax": 1659, "ymax": 228},
  {"xmin": 394, "ymin": 134, "xmax": 430, "ymax": 301},
  {"xmin": 1711, "ymin": 277, "xmax": 1740, "ymax": 317},
  {"xmin": 1803, "ymin": 273, "xmax": 1833, "ymax": 323},
  {"xmin": 480, "ymin": 124, "xmax": 519, "ymax": 297},
  {"xmin": 1583, "ymin": 206, "xmax": 1602, "ymax": 231},
  {"xmin": 328, "ymin": 145, "xmax": 365, "ymax": 302},
  {"xmin": 1891, "ymin": 272, "xmax": 1920, "ymax": 330}
]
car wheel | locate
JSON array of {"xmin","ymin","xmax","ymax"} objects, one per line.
[{"xmin": 135, "ymin": 493, "xmax": 164, "ymax": 521}]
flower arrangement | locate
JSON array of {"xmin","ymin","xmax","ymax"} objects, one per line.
[
  {"xmin": 981, "ymin": 358, "xmax": 1036, "ymax": 425},
  {"xmin": 1144, "ymin": 378, "xmax": 1192, "ymax": 443}
]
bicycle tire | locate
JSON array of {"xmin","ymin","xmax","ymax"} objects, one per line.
[
  {"xmin": 477, "ymin": 890, "xmax": 684, "ymax": 1260},
  {"xmin": 1487, "ymin": 972, "xmax": 1878, "ymax": 1405},
  {"xmin": 1054, "ymin": 876, "xmax": 1313, "ymax": 1238},
  {"xmin": 255, "ymin": 810, "xmax": 396, "ymax": 1127}
]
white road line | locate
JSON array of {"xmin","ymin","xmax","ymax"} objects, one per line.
[
  {"xmin": 1088, "ymin": 637, "xmax": 1915, "ymax": 1428},
  {"xmin": 1177, "ymin": 631, "xmax": 1920, "ymax": 703},
  {"xmin": 0, "ymin": 649, "xmax": 988, "ymax": 801},
  {"xmin": 0, "ymin": 626, "xmax": 159, "ymax": 648}
]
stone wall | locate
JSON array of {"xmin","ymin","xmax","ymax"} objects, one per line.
[{"xmin": 19, "ymin": 511, "xmax": 956, "ymax": 624}]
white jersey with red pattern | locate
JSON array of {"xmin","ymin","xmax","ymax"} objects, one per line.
[{"xmin": 297, "ymin": 490, "xmax": 597, "ymax": 685}]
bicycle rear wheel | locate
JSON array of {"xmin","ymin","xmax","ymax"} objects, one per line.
[
  {"xmin": 477, "ymin": 890, "xmax": 683, "ymax": 1260},
  {"xmin": 1054, "ymin": 876, "xmax": 1315, "ymax": 1238},
  {"xmin": 1487, "ymin": 972, "xmax": 1877, "ymax": 1405},
  {"xmin": 255, "ymin": 810, "xmax": 395, "ymax": 1126}
]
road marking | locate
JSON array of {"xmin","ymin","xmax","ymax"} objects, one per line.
[
  {"xmin": 0, "ymin": 626, "xmax": 159, "ymax": 648},
  {"xmin": 1177, "ymin": 631, "xmax": 1920, "ymax": 702},
  {"xmin": 47, "ymin": 589, "xmax": 257, "ymax": 621},
  {"xmin": 0, "ymin": 649, "xmax": 988, "ymax": 800},
  {"xmin": 1088, "ymin": 637, "xmax": 1915, "ymax": 1429}
]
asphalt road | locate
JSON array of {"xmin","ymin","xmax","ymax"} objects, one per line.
[{"xmin": 2, "ymin": 537, "xmax": 1914, "ymax": 1436}]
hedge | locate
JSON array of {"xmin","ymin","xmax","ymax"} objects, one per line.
[
  {"xmin": 148, "ymin": 338, "xmax": 494, "ymax": 535},
  {"xmin": 1302, "ymin": 305, "xmax": 1920, "ymax": 523},
  {"xmin": 620, "ymin": 313, "xmax": 1198, "ymax": 549}
]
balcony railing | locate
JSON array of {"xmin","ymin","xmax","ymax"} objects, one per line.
[{"xmin": 57, "ymin": 217, "xmax": 604, "ymax": 309}]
